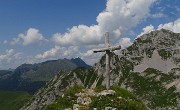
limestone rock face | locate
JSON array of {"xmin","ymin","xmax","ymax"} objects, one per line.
[
  {"xmin": 21, "ymin": 67, "xmax": 103, "ymax": 110},
  {"xmin": 20, "ymin": 71, "xmax": 84, "ymax": 110},
  {"xmin": 122, "ymin": 29, "xmax": 180, "ymax": 73},
  {"xmin": 133, "ymin": 50, "xmax": 177, "ymax": 73}
]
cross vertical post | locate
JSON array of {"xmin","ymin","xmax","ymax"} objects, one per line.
[
  {"xmin": 93, "ymin": 32, "xmax": 121, "ymax": 90},
  {"xmin": 105, "ymin": 32, "xmax": 110, "ymax": 90}
]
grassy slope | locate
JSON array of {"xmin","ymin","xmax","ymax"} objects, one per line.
[
  {"xmin": 0, "ymin": 91, "xmax": 31, "ymax": 110},
  {"xmin": 44, "ymin": 85, "xmax": 147, "ymax": 110}
]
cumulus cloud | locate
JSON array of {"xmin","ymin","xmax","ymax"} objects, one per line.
[
  {"xmin": 80, "ymin": 50, "xmax": 94, "ymax": 57},
  {"xmin": 119, "ymin": 37, "xmax": 132, "ymax": 48},
  {"xmin": 35, "ymin": 46, "xmax": 61, "ymax": 59},
  {"xmin": 53, "ymin": 0, "xmax": 156, "ymax": 46},
  {"xmin": 158, "ymin": 18, "xmax": 180, "ymax": 33},
  {"xmin": 11, "ymin": 28, "xmax": 47, "ymax": 45},
  {"xmin": 0, "ymin": 49, "xmax": 14, "ymax": 62},
  {"xmin": 79, "ymin": 49, "xmax": 104, "ymax": 65},
  {"xmin": 35, "ymin": 46, "xmax": 79, "ymax": 60},
  {"xmin": 97, "ymin": 0, "xmax": 155, "ymax": 33},
  {"xmin": 0, "ymin": 49, "xmax": 23, "ymax": 69},
  {"xmin": 137, "ymin": 18, "xmax": 180, "ymax": 39},
  {"xmin": 52, "ymin": 25, "xmax": 102, "ymax": 46},
  {"xmin": 137, "ymin": 24, "xmax": 155, "ymax": 37}
]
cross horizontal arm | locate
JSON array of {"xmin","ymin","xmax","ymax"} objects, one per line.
[
  {"xmin": 109, "ymin": 45, "xmax": 121, "ymax": 51},
  {"xmin": 93, "ymin": 48, "xmax": 109, "ymax": 53},
  {"xmin": 93, "ymin": 45, "xmax": 121, "ymax": 53}
]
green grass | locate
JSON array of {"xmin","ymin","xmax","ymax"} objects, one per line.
[
  {"xmin": 158, "ymin": 49, "xmax": 172, "ymax": 59},
  {"xmin": 89, "ymin": 85, "xmax": 148, "ymax": 110},
  {"xmin": 44, "ymin": 85, "xmax": 147, "ymax": 110},
  {"xmin": 124, "ymin": 68, "xmax": 180, "ymax": 109},
  {"xmin": 73, "ymin": 67, "xmax": 103, "ymax": 88},
  {"xmin": 43, "ymin": 85, "xmax": 84, "ymax": 110},
  {"xmin": 0, "ymin": 91, "xmax": 31, "ymax": 110},
  {"xmin": 131, "ymin": 56, "xmax": 144, "ymax": 62}
]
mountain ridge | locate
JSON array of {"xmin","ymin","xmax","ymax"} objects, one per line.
[{"xmin": 0, "ymin": 58, "xmax": 91, "ymax": 94}]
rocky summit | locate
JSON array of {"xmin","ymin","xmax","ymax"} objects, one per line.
[
  {"xmin": 45, "ymin": 85, "xmax": 148, "ymax": 110},
  {"xmin": 21, "ymin": 29, "xmax": 180, "ymax": 110}
]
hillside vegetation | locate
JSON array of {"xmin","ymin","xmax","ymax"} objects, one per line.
[
  {"xmin": 44, "ymin": 85, "xmax": 148, "ymax": 110},
  {"xmin": 0, "ymin": 91, "xmax": 31, "ymax": 110}
]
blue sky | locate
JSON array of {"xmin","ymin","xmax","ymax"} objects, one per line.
[
  {"xmin": 0, "ymin": 0, "xmax": 179, "ymax": 69},
  {"xmin": 0, "ymin": 0, "xmax": 106, "ymax": 39}
]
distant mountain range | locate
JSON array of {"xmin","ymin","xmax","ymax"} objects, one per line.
[
  {"xmin": 71, "ymin": 57, "xmax": 91, "ymax": 69},
  {"xmin": 0, "ymin": 58, "xmax": 91, "ymax": 94},
  {"xmin": 21, "ymin": 29, "xmax": 180, "ymax": 110},
  {"xmin": 0, "ymin": 70, "xmax": 13, "ymax": 79}
]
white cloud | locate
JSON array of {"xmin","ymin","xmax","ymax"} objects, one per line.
[
  {"xmin": 11, "ymin": 28, "xmax": 47, "ymax": 45},
  {"xmin": 53, "ymin": 0, "xmax": 156, "ymax": 46},
  {"xmin": 158, "ymin": 18, "xmax": 180, "ymax": 33},
  {"xmin": 35, "ymin": 46, "xmax": 61, "ymax": 59},
  {"xmin": 79, "ymin": 49, "xmax": 103, "ymax": 65},
  {"xmin": 119, "ymin": 37, "xmax": 132, "ymax": 48},
  {"xmin": 137, "ymin": 25, "xmax": 155, "ymax": 38},
  {"xmin": 97, "ymin": 0, "xmax": 155, "ymax": 33},
  {"xmin": 0, "ymin": 49, "xmax": 14, "ymax": 62},
  {"xmin": 137, "ymin": 18, "xmax": 180, "ymax": 40},
  {"xmin": 11, "ymin": 38, "xmax": 20, "ymax": 45},
  {"xmin": 52, "ymin": 25, "xmax": 102, "ymax": 46},
  {"xmin": 0, "ymin": 49, "xmax": 23, "ymax": 69},
  {"xmin": 63, "ymin": 46, "xmax": 79, "ymax": 57},
  {"xmin": 80, "ymin": 50, "xmax": 94, "ymax": 57},
  {"xmin": 35, "ymin": 46, "xmax": 79, "ymax": 60}
]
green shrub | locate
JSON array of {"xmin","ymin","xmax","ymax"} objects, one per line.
[{"xmin": 158, "ymin": 49, "xmax": 172, "ymax": 59}]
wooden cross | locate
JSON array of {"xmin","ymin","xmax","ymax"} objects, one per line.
[{"xmin": 93, "ymin": 32, "xmax": 121, "ymax": 90}]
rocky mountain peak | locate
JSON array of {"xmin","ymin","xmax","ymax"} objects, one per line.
[
  {"xmin": 120, "ymin": 29, "xmax": 180, "ymax": 73},
  {"xmin": 71, "ymin": 57, "xmax": 91, "ymax": 68}
]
